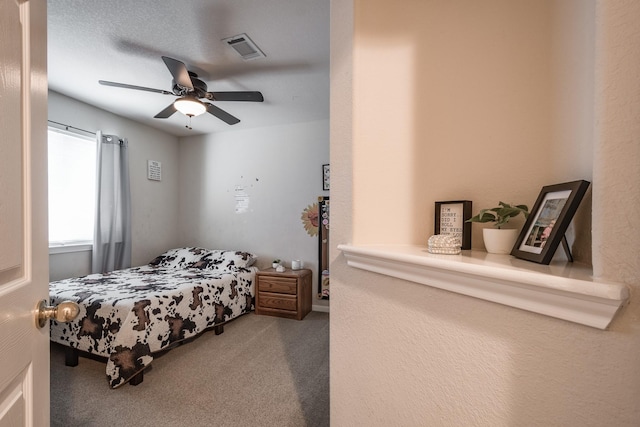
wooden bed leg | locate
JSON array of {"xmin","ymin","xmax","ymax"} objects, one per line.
[
  {"xmin": 129, "ymin": 371, "xmax": 144, "ymax": 386},
  {"xmin": 214, "ymin": 324, "xmax": 224, "ymax": 335},
  {"xmin": 65, "ymin": 347, "xmax": 79, "ymax": 367}
]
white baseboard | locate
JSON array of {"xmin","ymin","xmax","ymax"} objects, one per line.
[{"xmin": 312, "ymin": 304, "xmax": 330, "ymax": 313}]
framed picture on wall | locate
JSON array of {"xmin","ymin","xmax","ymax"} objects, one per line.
[
  {"xmin": 434, "ymin": 200, "xmax": 472, "ymax": 250},
  {"xmin": 511, "ymin": 180, "xmax": 590, "ymax": 265},
  {"xmin": 322, "ymin": 164, "xmax": 330, "ymax": 191}
]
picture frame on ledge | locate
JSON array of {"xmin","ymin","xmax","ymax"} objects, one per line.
[
  {"xmin": 434, "ymin": 200, "xmax": 472, "ymax": 250},
  {"xmin": 511, "ymin": 180, "xmax": 590, "ymax": 265}
]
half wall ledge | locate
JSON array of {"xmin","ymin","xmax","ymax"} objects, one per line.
[{"xmin": 337, "ymin": 244, "xmax": 629, "ymax": 330}]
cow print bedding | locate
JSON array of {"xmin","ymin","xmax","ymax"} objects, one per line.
[{"xmin": 49, "ymin": 247, "xmax": 257, "ymax": 388}]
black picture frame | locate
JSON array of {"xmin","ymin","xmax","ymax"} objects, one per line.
[
  {"xmin": 511, "ymin": 180, "xmax": 590, "ymax": 265},
  {"xmin": 322, "ymin": 164, "xmax": 330, "ymax": 191},
  {"xmin": 434, "ymin": 200, "xmax": 472, "ymax": 250}
]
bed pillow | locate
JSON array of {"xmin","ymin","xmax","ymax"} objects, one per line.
[
  {"xmin": 149, "ymin": 247, "xmax": 256, "ymax": 271},
  {"xmin": 148, "ymin": 247, "xmax": 210, "ymax": 269},
  {"xmin": 208, "ymin": 249, "xmax": 257, "ymax": 270}
]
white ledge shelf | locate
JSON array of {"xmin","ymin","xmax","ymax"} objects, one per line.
[{"xmin": 338, "ymin": 244, "xmax": 629, "ymax": 330}]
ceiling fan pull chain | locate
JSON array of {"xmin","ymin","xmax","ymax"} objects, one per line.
[{"xmin": 185, "ymin": 115, "xmax": 193, "ymax": 130}]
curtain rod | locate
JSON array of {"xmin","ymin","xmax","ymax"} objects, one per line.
[{"xmin": 47, "ymin": 120, "xmax": 96, "ymax": 136}]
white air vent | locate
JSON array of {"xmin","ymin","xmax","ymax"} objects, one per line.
[{"xmin": 222, "ymin": 33, "xmax": 266, "ymax": 60}]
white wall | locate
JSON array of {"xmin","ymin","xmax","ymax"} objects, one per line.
[
  {"xmin": 331, "ymin": 0, "xmax": 640, "ymax": 426},
  {"xmin": 351, "ymin": 0, "xmax": 593, "ymax": 255},
  {"xmin": 48, "ymin": 91, "xmax": 181, "ymax": 280},
  {"xmin": 178, "ymin": 120, "xmax": 330, "ymax": 308},
  {"xmin": 591, "ymin": 0, "xmax": 640, "ymax": 284}
]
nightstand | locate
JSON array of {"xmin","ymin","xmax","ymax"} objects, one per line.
[{"xmin": 255, "ymin": 268, "xmax": 312, "ymax": 320}]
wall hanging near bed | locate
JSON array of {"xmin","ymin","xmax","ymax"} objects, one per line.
[
  {"xmin": 92, "ymin": 131, "xmax": 131, "ymax": 273},
  {"xmin": 318, "ymin": 196, "xmax": 329, "ymax": 299}
]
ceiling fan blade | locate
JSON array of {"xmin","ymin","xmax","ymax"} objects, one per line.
[
  {"xmin": 154, "ymin": 103, "xmax": 177, "ymax": 119},
  {"xmin": 99, "ymin": 80, "xmax": 173, "ymax": 95},
  {"xmin": 161, "ymin": 56, "xmax": 193, "ymax": 90},
  {"xmin": 208, "ymin": 91, "xmax": 264, "ymax": 102},
  {"xmin": 205, "ymin": 103, "xmax": 240, "ymax": 125}
]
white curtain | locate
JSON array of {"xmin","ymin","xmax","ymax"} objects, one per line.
[{"xmin": 92, "ymin": 131, "xmax": 131, "ymax": 273}]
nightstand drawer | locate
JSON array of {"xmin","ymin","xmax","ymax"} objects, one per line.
[
  {"xmin": 258, "ymin": 292, "xmax": 297, "ymax": 311},
  {"xmin": 257, "ymin": 276, "xmax": 298, "ymax": 294}
]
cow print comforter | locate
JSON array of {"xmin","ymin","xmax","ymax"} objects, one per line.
[{"xmin": 49, "ymin": 256, "xmax": 256, "ymax": 388}]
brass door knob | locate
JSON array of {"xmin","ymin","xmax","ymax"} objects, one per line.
[{"xmin": 36, "ymin": 299, "xmax": 80, "ymax": 329}]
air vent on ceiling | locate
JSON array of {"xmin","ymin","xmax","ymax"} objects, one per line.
[{"xmin": 222, "ymin": 33, "xmax": 266, "ymax": 61}]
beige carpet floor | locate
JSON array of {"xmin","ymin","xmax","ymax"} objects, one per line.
[{"xmin": 50, "ymin": 311, "xmax": 329, "ymax": 427}]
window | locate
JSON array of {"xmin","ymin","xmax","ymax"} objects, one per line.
[{"xmin": 48, "ymin": 127, "xmax": 96, "ymax": 249}]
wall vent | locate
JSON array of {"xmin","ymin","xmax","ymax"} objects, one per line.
[{"xmin": 222, "ymin": 33, "xmax": 266, "ymax": 60}]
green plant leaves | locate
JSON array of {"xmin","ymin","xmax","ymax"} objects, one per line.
[
  {"xmin": 466, "ymin": 201, "xmax": 529, "ymax": 228},
  {"xmin": 468, "ymin": 209, "xmax": 497, "ymax": 223}
]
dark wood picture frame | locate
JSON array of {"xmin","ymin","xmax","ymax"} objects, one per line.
[
  {"xmin": 434, "ymin": 200, "xmax": 472, "ymax": 250},
  {"xmin": 317, "ymin": 196, "xmax": 330, "ymax": 299},
  {"xmin": 322, "ymin": 164, "xmax": 330, "ymax": 191},
  {"xmin": 511, "ymin": 180, "xmax": 590, "ymax": 265}
]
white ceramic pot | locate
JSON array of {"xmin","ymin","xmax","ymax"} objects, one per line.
[{"xmin": 482, "ymin": 228, "xmax": 519, "ymax": 254}]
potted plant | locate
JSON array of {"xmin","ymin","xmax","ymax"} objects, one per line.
[
  {"xmin": 272, "ymin": 259, "xmax": 281, "ymax": 269},
  {"xmin": 466, "ymin": 202, "xmax": 529, "ymax": 254}
]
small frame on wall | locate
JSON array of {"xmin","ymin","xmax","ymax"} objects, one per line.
[
  {"xmin": 322, "ymin": 164, "xmax": 330, "ymax": 191},
  {"xmin": 511, "ymin": 180, "xmax": 590, "ymax": 265},
  {"xmin": 147, "ymin": 160, "xmax": 162, "ymax": 181},
  {"xmin": 434, "ymin": 200, "xmax": 472, "ymax": 250}
]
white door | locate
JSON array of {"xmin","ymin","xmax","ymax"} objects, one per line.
[{"xmin": 0, "ymin": 0, "xmax": 50, "ymax": 425}]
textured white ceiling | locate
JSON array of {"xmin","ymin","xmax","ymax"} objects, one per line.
[{"xmin": 47, "ymin": 0, "xmax": 330, "ymax": 137}]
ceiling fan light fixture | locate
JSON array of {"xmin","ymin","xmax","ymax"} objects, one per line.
[{"xmin": 174, "ymin": 97, "xmax": 206, "ymax": 117}]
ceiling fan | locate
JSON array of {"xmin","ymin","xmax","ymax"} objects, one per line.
[{"xmin": 98, "ymin": 56, "xmax": 264, "ymax": 127}]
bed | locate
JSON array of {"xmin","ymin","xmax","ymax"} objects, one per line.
[{"xmin": 49, "ymin": 247, "xmax": 257, "ymax": 388}]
